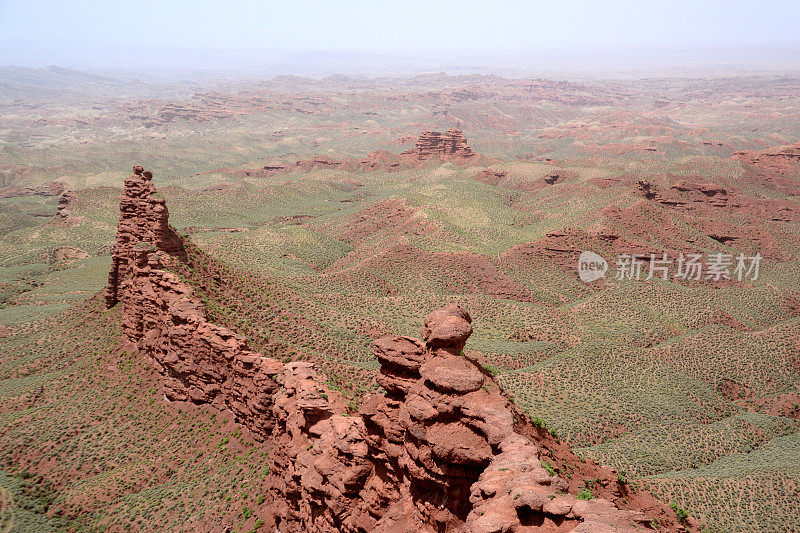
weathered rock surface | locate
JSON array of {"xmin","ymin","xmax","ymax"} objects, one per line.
[
  {"xmin": 122, "ymin": 244, "xmax": 283, "ymax": 438},
  {"xmin": 107, "ymin": 167, "xmax": 698, "ymax": 532},
  {"xmin": 0, "ymin": 179, "xmax": 83, "ymax": 223},
  {"xmin": 466, "ymin": 434, "xmax": 654, "ymax": 533},
  {"xmin": 210, "ymin": 129, "xmax": 484, "ymax": 180},
  {"xmin": 105, "ymin": 166, "xmax": 182, "ymax": 308},
  {"xmin": 55, "ymin": 191, "xmax": 78, "ymax": 221},
  {"xmin": 403, "ymin": 129, "xmax": 476, "ymax": 161}
]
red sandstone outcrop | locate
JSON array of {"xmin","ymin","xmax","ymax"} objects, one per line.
[
  {"xmin": 55, "ymin": 191, "xmax": 82, "ymax": 223},
  {"xmin": 106, "ymin": 167, "xmax": 697, "ymax": 532},
  {"xmin": 206, "ymin": 130, "xmax": 477, "ymax": 174},
  {"xmin": 475, "ymin": 169, "xmax": 508, "ymax": 187},
  {"xmin": 121, "ymin": 244, "xmax": 284, "ymax": 438},
  {"xmin": 105, "ymin": 166, "xmax": 181, "ymax": 308},
  {"xmin": 635, "ymin": 179, "xmax": 800, "ymax": 222},
  {"xmin": 0, "ymin": 180, "xmax": 81, "ymax": 223},
  {"xmin": 621, "ymin": 177, "xmax": 800, "ymax": 261},
  {"xmin": 403, "ymin": 129, "xmax": 476, "ymax": 161},
  {"xmin": 139, "ymin": 92, "xmax": 330, "ymax": 127},
  {"xmin": 208, "ymin": 135, "xmax": 484, "ymax": 181},
  {"xmin": 502, "ymin": 227, "xmax": 677, "ymax": 276},
  {"xmin": 466, "ymin": 433, "xmax": 658, "ymax": 532},
  {"xmin": 473, "ymin": 168, "xmax": 577, "ymax": 191},
  {"xmin": 333, "ymin": 198, "xmax": 438, "ymax": 246}
]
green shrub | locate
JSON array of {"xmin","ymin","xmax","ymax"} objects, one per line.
[{"xmin": 670, "ymin": 502, "xmax": 689, "ymax": 522}]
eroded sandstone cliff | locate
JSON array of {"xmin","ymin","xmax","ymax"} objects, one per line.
[{"xmin": 104, "ymin": 167, "xmax": 698, "ymax": 532}]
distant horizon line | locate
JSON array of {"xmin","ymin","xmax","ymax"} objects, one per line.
[
  {"xmin": 2, "ymin": 41, "xmax": 800, "ymax": 79},
  {"xmin": 4, "ymin": 38, "xmax": 800, "ymax": 56}
]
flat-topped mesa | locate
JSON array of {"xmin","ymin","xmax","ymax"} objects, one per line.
[
  {"xmin": 104, "ymin": 166, "xmax": 182, "ymax": 308},
  {"xmin": 403, "ymin": 128, "xmax": 476, "ymax": 161}
]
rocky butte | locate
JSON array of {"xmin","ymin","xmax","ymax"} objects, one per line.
[
  {"xmin": 402, "ymin": 128, "xmax": 476, "ymax": 161},
  {"xmin": 103, "ymin": 166, "xmax": 699, "ymax": 532}
]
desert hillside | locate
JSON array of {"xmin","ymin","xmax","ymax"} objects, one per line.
[{"xmin": 1, "ymin": 71, "xmax": 799, "ymax": 532}]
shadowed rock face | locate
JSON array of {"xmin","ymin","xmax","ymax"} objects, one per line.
[
  {"xmin": 106, "ymin": 167, "xmax": 697, "ymax": 532},
  {"xmin": 56, "ymin": 191, "xmax": 77, "ymax": 221}
]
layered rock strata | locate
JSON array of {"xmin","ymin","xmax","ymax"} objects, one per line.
[
  {"xmin": 403, "ymin": 129, "xmax": 476, "ymax": 160},
  {"xmin": 733, "ymin": 142, "xmax": 800, "ymax": 196}
]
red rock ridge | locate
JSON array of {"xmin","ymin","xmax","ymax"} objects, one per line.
[
  {"xmin": 0, "ymin": 180, "xmax": 66, "ymax": 199},
  {"xmin": 636, "ymin": 179, "xmax": 800, "ymax": 222},
  {"xmin": 104, "ymin": 166, "xmax": 182, "ymax": 308},
  {"xmin": 198, "ymin": 130, "xmax": 487, "ymax": 180},
  {"xmin": 120, "ymin": 244, "xmax": 284, "ymax": 438},
  {"xmin": 106, "ymin": 167, "xmax": 698, "ymax": 532},
  {"xmin": 206, "ymin": 131, "xmax": 484, "ymax": 179}
]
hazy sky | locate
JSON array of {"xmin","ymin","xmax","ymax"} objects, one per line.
[{"xmin": 2, "ymin": 0, "xmax": 800, "ymax": 70}]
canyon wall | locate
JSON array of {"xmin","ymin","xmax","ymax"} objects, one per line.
[{"xmin": 104, "ymin": 167, "xmax": 696, "ymax": 532}]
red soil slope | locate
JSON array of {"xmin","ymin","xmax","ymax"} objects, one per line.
[{"xmin": 733, "ymin": 143, "xmax": 800, "ymax": 196}]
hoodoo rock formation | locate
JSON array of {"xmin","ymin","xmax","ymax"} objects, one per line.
[
  {"xmin": 403, "ymin": 129, "xmax": 476, "ymax": 161},
  {"xmin": 105, "ymin": 166, "xmax": 698, "ymax": 532}
]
